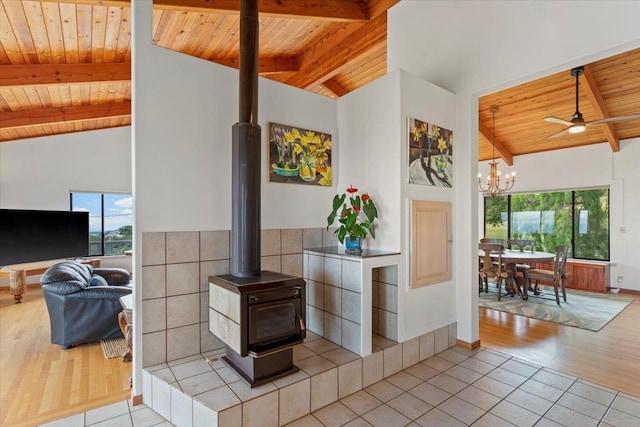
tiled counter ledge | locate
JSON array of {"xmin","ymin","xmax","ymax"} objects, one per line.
[
  {"xmin": 142, "ymin": 326, "xmax": 456, "ymax": 427},
  {"xmin": 303, "ymin": 247, "xmax": 402, "ymax": 357}
]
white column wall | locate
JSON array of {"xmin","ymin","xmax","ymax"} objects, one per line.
[
  {"xmin": 399, "ymin": 71, "xmax": 458, "ymax": 342},
  {"xmin": 614, "ymin": 139, "xmax": 640, "ymax": 290},
  {"xmin": 453, "ymin": 93, "xmax": 479, "ymax": 346},
  {"xmin": 337, "ymin": 70, "xmax": 458, "ymax": 343}
]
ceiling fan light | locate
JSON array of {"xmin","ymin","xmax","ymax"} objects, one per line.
[{"xmin": 569, "ymin": 124, "xmax": 586, "ymax": 134}]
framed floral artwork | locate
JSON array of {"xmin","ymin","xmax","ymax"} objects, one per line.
[
  {"xmin": 267, "ymin": 122, "xmax": 332, "ymax": 186},
  {"xmin": 407, "ymin": 117, "xmax": 453, "ymax": 187}
]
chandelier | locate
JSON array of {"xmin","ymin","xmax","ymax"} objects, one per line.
[{"xmin": 478, "ymin": 106, "xmax": 515, "ymax": 197}]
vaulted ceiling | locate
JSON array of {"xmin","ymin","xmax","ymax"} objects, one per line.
[
  {"xmin": 1, "ymin": 0, "xmax": 639, "ymax": 160},
  {"xmin": 1, "ymin": 0, "xmax": 132, "ymax": 142},
  {"xmin": 0, "ymin": 0, "xmax": 397, "ymax": 143},
  {"xmin": 479, "ymin": 48, "xmax": 640, "ymax": 164}
]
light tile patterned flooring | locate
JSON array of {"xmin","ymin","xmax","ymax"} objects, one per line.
[{"xmin": 40, "ymin": 345, "xmax": 640, "ymax": 427}]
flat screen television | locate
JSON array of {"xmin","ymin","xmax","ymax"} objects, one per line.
[{"xmin": 0, "ymin": 209, "xmax": 89, "ymax": 266}]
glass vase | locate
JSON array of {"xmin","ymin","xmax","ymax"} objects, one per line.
[
  {"xmin": 299, "ymin": 155, "xmax": 317, "ymax": 182},
  {"xmin": 345, "ymin": 237, "xmax": 362, "ymax": 255}
]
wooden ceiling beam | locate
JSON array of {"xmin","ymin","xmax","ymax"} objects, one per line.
[
  {"xmin": 33, "ymin": 0, "xmax": 381, "ymax": 22},
  {"xmin": 29, "ymin": 0, "xmax": 131, "ymax": 7},
  {"xmin": 367, "ymin": 0, "xmax": 400, "ymax": 19},
  {"xmin": 0, "ymin": 101, "xmax": 131, "ymax": 130},
  {"xmin": 152, "ymin": 0, "xmax": 370, "ymax": 22},
  {"xmin": 321, "ymin": 78, "xmax": 349, "ymax": 98},
  {"xmin": 479, "ymin": 122, "xmax": 514, "ymax": 166},
  {"xmin": 0, "ymin": 63, "xmax": 131, "ymax": 87},
  {"xmin": 286, "ymin": 13, "xmax": 387, "ymax": 90},
  {"xmin": 582, "ymin": 64, "xmax": 620, "ymax": 152},
  {"xmin": 213, "ymin": 56, "xmax": 299, "ymax": 74}
]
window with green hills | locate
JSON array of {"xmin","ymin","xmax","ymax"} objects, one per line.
[
  {"xmin": 71, "ymin": 192, "xmax": 132, "ymax": 256},
  {"xmin": 483, "ymin": 188, "xmax": 609, "ymax": 260}
]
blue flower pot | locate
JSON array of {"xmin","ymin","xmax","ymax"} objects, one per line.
[{"xmin": 345, "ymin": 237, "xmax": 362, "ymax": 254}]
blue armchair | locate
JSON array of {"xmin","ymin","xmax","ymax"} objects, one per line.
[{"xmin": 40, "ymin": 261, "xmax": 132, "ymax": 349}]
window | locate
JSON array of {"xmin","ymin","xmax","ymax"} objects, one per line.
[
  {"xmin": 483, "ymin": 188, "xmax": 609, "ymax": 261},
  {"xmin": 70, "ymin": 192, "xmax": 133, "ymax": 256}
]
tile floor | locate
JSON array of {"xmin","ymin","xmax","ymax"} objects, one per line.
[{"xmin": 40, "ymin": 345, "xmax": 640, "ymax": 427}]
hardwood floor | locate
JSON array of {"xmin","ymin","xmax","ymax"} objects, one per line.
[
  {"xmin": 0, "ymin": 287, "xmax": 131, "ymax": 427},
  {"xmin": 480, "ymin": 291, "xmax": 640, "ymax": 398}
]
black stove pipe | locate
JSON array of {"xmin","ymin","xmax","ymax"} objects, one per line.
[
  {"xmin": 231, "ymin": 0, "xmax": 261, "ymax": 278},
  {"xmin": 238, "ymin": 0, "xmax": 259, "ymax": 124}
]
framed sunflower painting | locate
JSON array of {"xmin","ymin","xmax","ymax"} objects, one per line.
[
  {"xmin": 407, "ymin": 117, "xmax": 453, "ymax": 187},
  {"xmin": 268, "ymin": 122, "xmax": 332, "ymax": 186}
]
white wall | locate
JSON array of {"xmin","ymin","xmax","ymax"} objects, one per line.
[
  {"xmin": 479, "ymin": 139, "xmax": 640, "ymax": 292},
  {"xmin": 0, "ymin": 127, "xmax": 131, "ymax": 209},
  {"xmin": 0, "ymin": 127, "xmax": 132, "ymax": 285},
  {"xmin": 389, "ymin": 1, "xmax": 640, "ymax": 95},
  {"xmin": 337, "ymin": 71, "xmax": 402, "ymax": 251},
  {"xmin": 388, "ymin": 0, "xmax": 640, "ymax": 346},
  {"xmin": 133, "ymin": 6, "xmax": 337, "ymax": 235},
  {"xmin": 132, "ymin": 0, "xmax": 339, "ymax": 395},
  {"xmin": 613, "ymin": 139, "xmax": 640, "ymax": 290},
  {"xmin": 337, "ymin": 69, "xmax": 458, "ymax": 342},
  {"xmin": 399, "ymin": 71, "xmax": 458, "ymax": 340}
]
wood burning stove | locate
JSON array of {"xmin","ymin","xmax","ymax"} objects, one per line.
[
  {"xmin": 208, "ymin": 0, "xmax": 307, "ymax": 387},
  {"xmin": 247, "ymin": 284, "xmax": 306, "ymax": 355},
  {"xmin": 209, "ymin": 272, "xmax": 306, "ymax": 386}
]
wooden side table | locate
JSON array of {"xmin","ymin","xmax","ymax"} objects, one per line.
[
  {"xmin": 0, "ymin": 268, "xmax": 27, "ymax": 303},
  {"xmin": 1, "ymin": 261, "xmax": 52, "ymax": 303},
  {"xmin": 118, "ymin": 294, "xmax": 133, "ymax": 362}
]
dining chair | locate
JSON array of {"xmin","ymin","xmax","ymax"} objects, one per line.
[
  {"xmin": 507, "ymin": 239, "xmax": 535, "ymax": 291},
  {"xmin": 480, "ymin": 238, "xmax": 507, "ymax": 270},
  {"xmin": 479, "ymin": 240, "xmax": 503, "ymax": 292},
  {"xmin": 527, "ymin": 245, "xmax": 569, "ymax": 305},
  {"xmin": 478, "ymin": 243, "xmax": 509, "ymax": 299}
]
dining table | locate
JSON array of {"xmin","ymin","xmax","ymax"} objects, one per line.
[{"xmin": 479, "ymin": 249, "xmax": 556, "ymax": 299}]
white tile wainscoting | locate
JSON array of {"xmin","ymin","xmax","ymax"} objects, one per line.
[
  {"xmin": 303, "ymin": 247, "xmax": 402, "ymax": 356},
  {"xmin": 141, "ymin": 327, "xmax": 455, "ymax": 427},
  {"xmin": 140, "ymin": 228, "xmax": 336, "ymax": 368},
  {"xmin": 139, "ymin": 228, "xmax": 454, "ymax": 426}
]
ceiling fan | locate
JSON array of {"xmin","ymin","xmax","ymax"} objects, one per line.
[{"xmin": 544, "ymin": 66, "xmax": 640, "ymax": 139}]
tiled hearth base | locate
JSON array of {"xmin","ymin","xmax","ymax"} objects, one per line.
[{"xmin": 143, "ymin": 326, "xmax": 456, "ymax": 427}]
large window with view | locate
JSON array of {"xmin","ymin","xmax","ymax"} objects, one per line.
[
  {"xmin": 484, "ymin": 188, "xmax": 609, "ymax": 261},
  {"xmin": 70, "ymin": 192, "xmax": 133, "ymax": 256}
]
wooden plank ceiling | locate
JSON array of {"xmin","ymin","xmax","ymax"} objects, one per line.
[
  {"xmin": 1, "ymin": 0, "xmax": 639, "ymax": 159},
  {"xmin": 0, "ymin": 0, "xmax": 396, "ymax": 143},
  {"xmin": 479, "ymin": 48, "xmax": 640, "ymax": 163},
  {"xmin": 0, "ymin": 0, "xmax": 132, "ymax": 142}
]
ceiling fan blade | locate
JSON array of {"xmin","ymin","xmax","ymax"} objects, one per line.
[
  {"xmin": 586, "ymin": 114, "xmax": 640, "ymax": 126},
  {"xmin": 544, "ymin": 116, "xmax": 574, "ymax": 127},
  {"xmin": 546, "ymin": 127, "xmax": 571, "ymax": 139}
]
